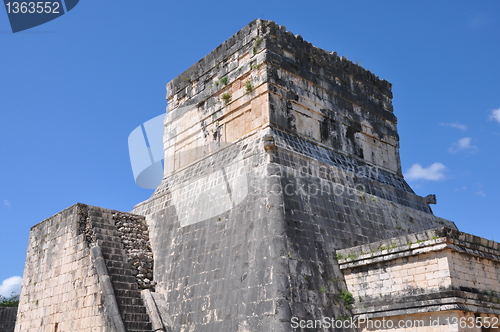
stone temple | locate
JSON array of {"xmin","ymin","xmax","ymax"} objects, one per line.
[{"xmin": 11, "ymin": 19, "xmax": 500, "ymax": 332}]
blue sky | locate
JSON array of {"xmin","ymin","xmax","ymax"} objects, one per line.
[{"xmin": 1, "ymin": 1, "xmax": 499, "ymax": 296}]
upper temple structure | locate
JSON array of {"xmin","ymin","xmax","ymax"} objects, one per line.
[{"xmin": 12, "ymin": 19, "xmax": 500, "ymax": 332}]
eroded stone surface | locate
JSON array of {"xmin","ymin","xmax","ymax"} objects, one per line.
[
  {"xmin": 113, "ymin": 212, "xmax": 155, "ymax": 290},
  {"xmin": 14, "ymin": 205, "xmax": 112, "ymax": 332},
  {"xmin": 338, "ymin": 227, "xmax": 500, "ymax": 331},
  {"xmin": 132, "ymin": 19, "xmax": 455, "ymax": 332},
  {"xmin": 15, "ymin": 204, "xmax": 153, "ymax": 332},
  {"xmin": 17, "ymin": 19, "xmax": 491, "ymax": 332}
]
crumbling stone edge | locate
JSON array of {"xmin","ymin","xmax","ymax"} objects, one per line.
[{"xmin": 112, "ymin": 212, "xmax": 155, "ymax": 290}]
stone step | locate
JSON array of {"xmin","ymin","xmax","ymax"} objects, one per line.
[
  {"xmin": 125, "ymin": 322, "xmax": 153, "ymax": 332},
  {"xmin": 101, "ymin": 248, "xmax": 128, "ymax": 259},
  {"xmin": 88, "ymin": 218, "xmax": 116, "ymax": 230},
  {"xmin": 87, "ymin": 212, "xmax": 153, "ymax": 331},
  {"xmin": 107, "ymin": 266, "xmax": 135, "ymax": 277},
  {"xmin": 92, "ymin": 227, "xmax": 120, "ymax": 236},
  {"xmin": 110, "ymin": 280, "xmax": 142, "ymax": 291},
  {"xmin": 114, "ymin": 288, "xmax": 143, "ymax": 298},
  {"xmin": 114, "ymin": 296, "xmax": 146, "ymax": 306},
  {"xmin": 103, "ymin": 254, "xmax": 128, "ymax": 263},
  {"xmin": 97, "ymin": 238, "xmax": 125, "ymax": 247},
  {"xmin": 105, "ymin": 260, "xmax": 133, "ymax": 268},
  {"xmin": 120, "ymin": 305, "xmax": 147, "ymax": 316}
]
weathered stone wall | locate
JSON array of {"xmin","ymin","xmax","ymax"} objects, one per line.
[
  {"xmin": 165, "ymin": 20, "xmax": 399, "ymax": 176},
  {"xmin": 0, "ymin": 307, "xmax": 17, "ymax": 332},
  {"xmin": 15, "ymin": 204, "xmax": 112, "ymax": 332},
  {"xmin": 112, "ymin": 212, "xmax": 155, "ymax": 290},
  {"xmin": 16, "ymin": 19, "xmax": 497, "ymax": 332},
  {"xmin": 81, "ymin": 205, "xmax": 153, "ymax": 331},
  {"xmin": 338, "ymin": 227, "xmax": 500, "ymax": 331},
  {"xmin": 342, "ymin": 246, "xmax": 500, "ymax": 302},
  {"xmin": 15, "ymin": 204, "xmax": 153, "ymax": 332},
  {"xmin": 133, "ymin": 19, "xmax": 457, "ymax": 331},
  {"xmin": 135, "ymin": 135, "xmax": 289, "ymax": 331},
  {"xmin": 263, "ymin": 23, "xmax": 400, "ymax": 175},
  {"xmin": 163, "ymin": 20, "xmax": 269, "ymax": 176},
  {"xmin": 448, "ymin": 250, "xmax": 500, "ymax": 294},
  {"xmin": 340, "ymin": 233, "xmax": 452, "ymax": 303}
]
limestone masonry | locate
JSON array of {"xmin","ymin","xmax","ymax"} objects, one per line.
[{"xmin": 13, "ymin": 19, "xmax": 500, "ymax": 332}]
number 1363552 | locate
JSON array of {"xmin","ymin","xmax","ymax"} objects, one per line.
[{"xmin": 5, "ymin": 2, "xmax": 60, "ymax": 14}]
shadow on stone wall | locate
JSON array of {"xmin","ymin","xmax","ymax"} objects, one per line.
[{"xmin": 0, "ymin": 307, "xmax": 18, "ymax": 332}]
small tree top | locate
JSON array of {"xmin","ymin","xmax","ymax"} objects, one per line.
[{"xmin": 0, "ymin": 293, "xmax": 19, "ymax": 307}]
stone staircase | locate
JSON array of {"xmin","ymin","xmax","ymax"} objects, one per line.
[
  {"xmin": 87, "ymin": 209, "xmax": 152, "ymax": 332},
  {"xmin": 0, "ymin": 307, "xmax": 18, "ymax": 332}
]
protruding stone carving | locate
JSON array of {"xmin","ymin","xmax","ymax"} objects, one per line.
[
  {"xmin": 425, "ymin": 194, "xmax": 437, "ymax": 204},
  {"xmin": 263, "ymin": 134, "xmax": 276, "ymax": 152}
]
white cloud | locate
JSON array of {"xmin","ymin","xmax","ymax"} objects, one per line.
[
  {"xmin": 440, "ymin": 122, "xmax": 467, "ymax": 130},
  {"xmin": 3, "ymin": 200, "xmax": 10, "ymax": 207},
  {"xmin": 448, "ymin": 137, "xmax": 476, "ymax": 153},
  {"xmin": 476, "ymin": 190, "xmax": 487, "ymax": 197},
  {"xmin": 490, "ymin": 108, "xmax": 500, "ymax": 124},
  {"xmin": 405, "ymin": 163, "xmax": 446, "ymax": 181},
  {"xmin": 0, "ymin": 276, "xmax": 22, "ymax": 297}
]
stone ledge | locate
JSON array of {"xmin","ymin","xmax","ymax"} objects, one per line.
[
  {"xmin": 353, "ymin": 290, "xmax": 500, "ymax": 319},
  {"xmin": 337, "ymin": 227, "xmax": 500, "ymax": 269}
]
